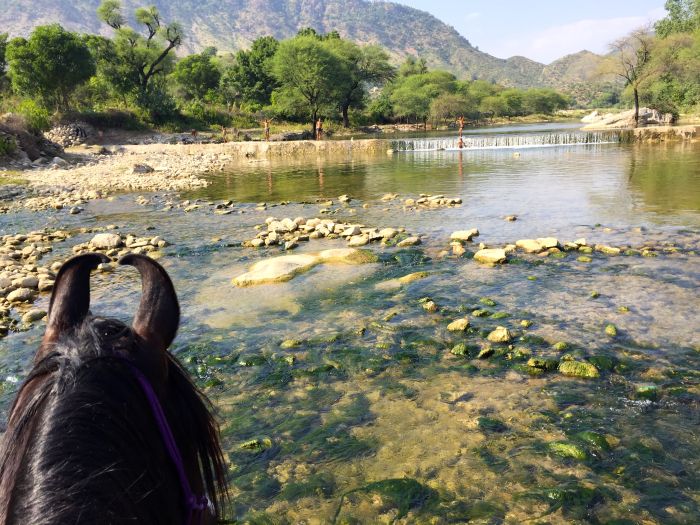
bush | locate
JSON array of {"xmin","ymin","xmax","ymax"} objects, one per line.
[
  {"xmin": 17, "ymin": 99, "xmax": 51, "ymax": 132},
  {"xmin": 0, "ymin": 134, "xmax": 16, "ymax": 156},
  {"xmin": 59, "ymin": 109, "xmax": 144, "ymax": 130}
]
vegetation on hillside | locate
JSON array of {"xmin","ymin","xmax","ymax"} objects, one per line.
[
  {"xmin": 602, "ymin": 0, "xmax": 700, "ymax": 120},
  {"xmin": 0, "ymin": 1, "xmax": 573, "ymax": 135},
  {"xmin": 0, "ymin": 0, "xmax": 621, "ymax": 99}
]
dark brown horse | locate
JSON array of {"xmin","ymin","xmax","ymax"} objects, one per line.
[{"xmin": 0, "ymin": 253, "xmax": 227, "ymax": 524}]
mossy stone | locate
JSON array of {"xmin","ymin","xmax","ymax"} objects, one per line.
[
  {"xmin": 528, "ymin": 357, "xmax": 559, "ymax": 371},
  {"xmin": 548, "ymin": 441, "xmax": 587, "ymax": 460},
  {"xmin": 477, "ymin": 345, "xmax": 494, "ymax": 359},
  {"xmin": 605, "ymin": 323, "xmax": 618, "ymax": 337},
  {"xmin": 577, "ymin": 256, "xmax": 593, "ymax": 263},
  {"xmin": 491, "ymin": 311, "xmax": 510, "ymax": 320},
  {"xmin": 635, "ymin": 384, "xmax": 659, "ymax": 401},
  {"xmin": 451, "ymin": 343, "xmax": 470, "ymax": 357},
  {"xmin": 559, "ymin": 360, "xmax": 600, "ymax": 379},
  {"xmin": 553, "ymin": 341, "xmax": 569, "ymax": 352},
  {"xmin": 472, "ymin": 309, "xmax": 490, "ymax": 317},
  {"xmin": 588, "ymin": 355, "xmax": 615, "ymax": 371},
  {"xmin": 479, "ymin": 297, "xmax": 497, "ymax": 307},
  {"xmin": 575, "ymin": 431, "xmax": 611, "ymax": 451},
  {"xmin": 280, "ymin": 339, "xmax": 302, "ymax": 349},
  {"xmin": 520, "ymin": 319, "xmax": 533, "ymax": 328}
]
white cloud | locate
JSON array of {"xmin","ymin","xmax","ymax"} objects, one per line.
[
  {"xmin": 491, "ymin": 8, "xmax": 666, "ymax": 63},
  {"xmin": 464, "ymin": 12, "xmax": 480, "ymax": 21}
]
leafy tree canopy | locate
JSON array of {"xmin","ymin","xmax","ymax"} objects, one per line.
[
  {"xmin": 655, "ymin": 0, "xmax": 700, "ymax": 37},
  {"xmin": 172, "ymin": 52, "xmax": 221, "ymax": 101},
  {"xmin": 221, "ymin": 36, "xmax": 279, "ymax": 110},
  {"xmin": 6, "ymin": 25, "xmax": 95, "ymax": 111},
  {"xmin": 97, "ymin": 0, "xmax": 183, "ymax": 115}
]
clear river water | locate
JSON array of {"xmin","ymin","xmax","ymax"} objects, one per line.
[{"xmin": 1, "ymin": 124, "xmax": 699, "ymax": 523}]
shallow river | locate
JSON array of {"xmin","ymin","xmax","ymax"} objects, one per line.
[{"xmin": 1, "ymin": 125, "xmax": 699, "ymax": 523}]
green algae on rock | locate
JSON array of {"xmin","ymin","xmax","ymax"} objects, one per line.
[
  {"xmin": 605, "ymin": 323, "xmax": 618, "ymax": 337},
  {"xmin": 559, "ymin": 360, "xmax": 600, "ymax": 379},
  {"xmin": 548, "ymin": 441, "xmax": 588, "ymax": 460}
]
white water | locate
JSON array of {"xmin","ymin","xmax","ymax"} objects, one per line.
[{"xmin": 391, "ymin": 131, "xmax": 622, "ymax": 151}]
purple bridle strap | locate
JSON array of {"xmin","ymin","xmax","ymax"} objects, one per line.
[{"xmin": 123, "ymin": 360, "xmax": 208, "ymax": 525}]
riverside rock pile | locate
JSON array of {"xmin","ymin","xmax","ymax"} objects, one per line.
[
  {"xmin": 0, "ymin": 229, "xmax": 74, "ymax": 333},
  {"xmin": 45, "ymin": 123, "xmax": 95, "ymax": 147},
  {"xmin": 244, "ymin": 216, "xmax": 415, "ymax": 250},
  {"xmin": 71, "ymin": 232, "xmax": 169, "ymax": 261},
  {"xmin": 379, "ymin": 193, "xmax": 462, "ymax": 208},
  {"xmin": 16, "ymin": 188, "xmax": 105, "ymax": 213}
]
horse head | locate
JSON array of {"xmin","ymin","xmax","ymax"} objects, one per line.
[
  {"xmin": 39, "ymin": 252, "xmax": 180, "ymax": 392},
  {"xmin": 0, "ymin": 253, "xmax": 226, "ymax": 524}
]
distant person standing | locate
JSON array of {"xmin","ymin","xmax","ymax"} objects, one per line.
[
  {"xmin": 457, "ymin": 115, "xmax": 465, "ymax": 135},
  {"xmin": 316, "ymin": 118, "xmax": 324, "ymax": 141},
  {"xmin": 262, "ymin": 119, "xmax": 271, "ymax": 141}
]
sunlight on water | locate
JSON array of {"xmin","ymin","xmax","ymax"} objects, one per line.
[{"xmin": 1, "ymin": 125, "xmax": 698, "ymax": 523}]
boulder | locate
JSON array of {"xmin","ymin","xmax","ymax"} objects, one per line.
[
  {"xmin": 447, "ymin": 318, "xmax": 470, "ymax": 332},
  {"xmin": 90, "ymin": 233, "xmax": 123, "ymax": 250},
  {"xmin": 516, "ymin": 239, "xmax": 543, "ymax": 253},
  {"xmin": 397, "ymin": 236, "xmax": 421, "ymax": 247},
  {"xmin": 7, "ymin": 287, "xmax": 35, "ymax": 303},
  {"xmin": 232, "ymin": 249, "xmax": 377, "ymax": 287},
  {"xmin": 450, "ymin": 229, "xmax": 479, "ymax": 242},
  {"xmin": 474, "ymin": 248, "xmax": 507, "ymax": 264},
  {"xmin": 487, "ymin": 326, "xmax": 512, "ymax": 343}
]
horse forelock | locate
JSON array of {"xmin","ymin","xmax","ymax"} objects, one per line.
[{"xmin": 0, "ymin": 317, "xmax": 228, "ymax": 524}]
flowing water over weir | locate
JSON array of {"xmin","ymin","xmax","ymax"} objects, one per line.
[
  {"xmin": 1, "ymin": 125, "xmax": 699, "ymax": 523},
  {"xmin": 391, "ymin": 130, "xmax": 623, "ymax": 151}
]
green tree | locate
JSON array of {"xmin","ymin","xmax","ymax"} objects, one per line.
[
  {"xmin": 603, "ymin": 28, "xmax": 654, "ymax": 125},
  {"xmin": 325, "ymin": 39, "xmax": 394, "ymax": 127},
  {"xmin": 397, "ymin": 56, "xmax": 428, "ymax": 77},
  {"xmin": 655, "ymin": 0, "xmax": 700, "ymax": 37},
  {"xmin": 271, "ymin": 35, "xmax": 349, "ymax": 133},
  {"xmin": 97, "ymin": 0, "xmax": 183, "ymax": 115},
  {"xmin": 222, "ymin": 36, "xmax": 279, "ymax": 109},
  {"xmin": 521, "ymin": 88, "xmax": 570, "ymax": 114},
  {"xmin": 429, "ymin": 93, "xmax": 473, "ymax": 125},
  {"xmin": 172, "ymin": 53, "xmax": 221, "ymax": 101},
  {"xmin": 6, "ymin": 25, "xmax": 95, "ymax": 111},
  {"xmin": 640, "ymin": 31, "xmax": 700, "ymax": 113},
  {"xmin": 390, "ymin": 71, "xmax": 456, "ymax": 124}
]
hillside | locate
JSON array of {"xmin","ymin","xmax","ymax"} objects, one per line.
[{"xmin": 0, "ymin": 0, "xmax": 611, "ymax": 95}]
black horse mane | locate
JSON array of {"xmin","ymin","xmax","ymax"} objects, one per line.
[{"xmin": 0, "ymin": 318, "xmax": 228, "ymax": 524}]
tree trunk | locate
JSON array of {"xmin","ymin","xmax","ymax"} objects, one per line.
[
  {"xmin": 311, "ymin": 109, "xmax": 317, "ymax": 138},
  {"xmin": 342, "ymin": 105, "xmax": 350, "ymax": 128},
  {"xmin": 633, "ymin": 87, "xmax": 640, "ymax": 127}
]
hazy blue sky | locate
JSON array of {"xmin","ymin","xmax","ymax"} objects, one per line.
[{"xmin": 393, "ymin": 1, "xmax": 667, "ymax": 63}]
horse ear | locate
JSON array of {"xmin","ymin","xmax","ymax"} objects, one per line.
[
  {"xmin": 40, "ymin": 253, "xmax": 109, "ymax": 357},
  {"xmin": 118, "ymin": 254, "xmax": 180, "ymax": 353}
]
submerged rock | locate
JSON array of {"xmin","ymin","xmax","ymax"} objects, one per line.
[
  {"xmin": 232, "ymin": 249, "xmax": 378, "ymax": 287},
  {"xmin": 450, "ymin": 229, "xmax": 479, "ymax": 242},
  {"xmin": 548, "ymin": 441, "xmax": 587, "ymax": 460},
  {"xmin": 487, "ymin": 326, "xmax": 512, "ymax": 343},
  {"xmin": 474, "ymin": 248, "xmax": 507, "ymax": 264},
  {"xmin": 558, "ymin": 360, "xmax": 599, "ymax": 379},
  {"xmin": 447, "ymin": 318, "xmax": 470, "ymax": 332},
  {"xmin": 516, "ymin": 239, "xmax": 543, "ymax": 253}
]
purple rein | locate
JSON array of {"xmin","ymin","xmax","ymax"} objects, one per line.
[{"xmin": 124, "ymin": 360, "xmax": 208, "ymax": 525}]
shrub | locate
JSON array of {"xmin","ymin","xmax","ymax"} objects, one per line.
[
  {"xmin": 0, "ymin": 134, "xmax": 16, "ymax": 156},
  {"xmin": 17, "ymin": 99, "xmax": 51, "ymax": 132}
]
